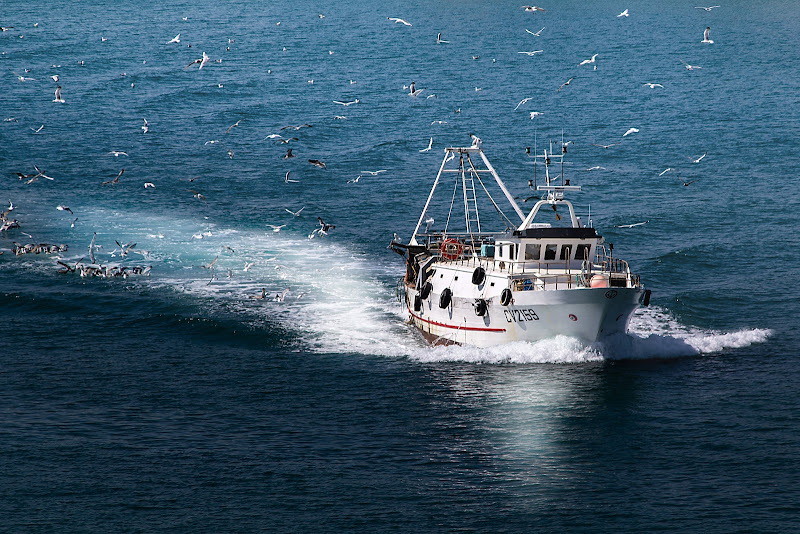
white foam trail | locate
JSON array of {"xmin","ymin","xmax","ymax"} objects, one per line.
[{"xmin": 29, "ymin": 207, "xmax": 771, "ymax": 363}]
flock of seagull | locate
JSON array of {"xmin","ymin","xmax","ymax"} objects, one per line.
[{"xmin": 2, "ymin": 4, "xmax": 724, "ymax": 294}]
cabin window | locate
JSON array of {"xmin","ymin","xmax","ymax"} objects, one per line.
[
  {"xmin": 544, "ymin": 244, "xmax": 557, "ymax": 261},
  {"xmin": 560, "ymin": 245, "xmax": 572, "ymax": 260},
  {"xmin": 575, "ymin": 244, "xmax": 591, "ymax": 261},
  {"xmin": 525, "ymin": 244, "xmax": 541, "ymax": 261}
]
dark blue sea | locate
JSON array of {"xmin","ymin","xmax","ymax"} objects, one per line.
[{"xmin": 2, "ymin": 0, "xmax": 799, "ymax": 531}]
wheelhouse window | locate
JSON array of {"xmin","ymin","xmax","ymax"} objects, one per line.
[
  {"xmin": 575, "ymin": 244, "xmax": 591, "ymax": 261},
  {"xmin": 544, "ymin": 244, "xmax": 557, "ymax": 261},
  {"xmin": 525, "ymin": 244, "xmax": 541, "ymax": 261},
  {"xmin": 560, "ymin": 245, "xmax": 572, "ymax": 260}
]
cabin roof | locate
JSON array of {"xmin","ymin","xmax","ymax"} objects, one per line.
[{"xmin": 512, "ymin": 227, "xmax": 599, "ymax": 239}]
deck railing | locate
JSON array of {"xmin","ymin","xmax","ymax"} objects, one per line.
[{"xmin": 417, "ymin": 238, "xmax": 639, "ymax": 291}]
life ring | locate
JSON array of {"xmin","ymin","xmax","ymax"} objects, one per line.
[
  {"xmin": 500, "ymin": 288, "xmax": 512, "ymax": 306},
  {"xmin": 474, "ymin": 298, "xmax": 488, "ymax": 317},
  {"xmin": 440, "ymin": 238, "xmax": 463, "ymax": 260},
  {"xmin": 471, "ymin": 266, "xmax": 486, "ymax": 285},
  {"xmin": 439, "ymin": 288, "xmax": 452, "ymax": 309}
]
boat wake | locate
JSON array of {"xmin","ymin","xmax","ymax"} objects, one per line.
[
  {"xmin": 407, "ymin": 307, "xmax": 772, "ymax": 364},
  {"xmin": 4, "ymin": 207, "xmax": 771, "ymax": 363}
]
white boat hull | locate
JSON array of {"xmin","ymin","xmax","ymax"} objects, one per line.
[{"xmin": 406, "ymin": 285, "xmax": 644, "ymax": 347}]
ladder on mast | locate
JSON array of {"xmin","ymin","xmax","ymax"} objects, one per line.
[{"xmin": 461, "ymin": 156, "xmax": 481, "ymax": 234}]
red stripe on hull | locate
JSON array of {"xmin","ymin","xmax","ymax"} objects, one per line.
[{"xmin": 408, "ymin": 309, "xmax": 507, "ymax": 332}]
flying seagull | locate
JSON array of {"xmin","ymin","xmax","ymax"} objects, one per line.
[
  {"xmin": 556, "ymin": 77, "xmax": 574, "ymax": 92},
  {"xmin": 142, "ymin": 118, "xmax": 149, "ymax": 133},
  {"xmin": 285, "ymin": 206, "xmax": 304, "ymax": 217},
  {"xmin": 519, "ymin": 50, "xmax": 543, "ymax": 56},
  {"xmin": 643, "ymin": 82, "xmax": 664, "ymax": 88},
  {"xmin": 658, "ymin": 168, "xmax": 675, "ymax": 176},
  {"xmin": 522, "ymin": 6, "xmax": 546, "ymax": 12},
  {"xmin": 107, "ymin": 150, "xmax": 128, "ymax": 157},
  {"xmin": 526, "ymin": 27, "xmax": 545, "ymax": 36},
  {"xmin": 284, "ymin": 171, "xmax": 298, "ymax": 183},
  {"xmin": 333, "ymin": 99, "xmax": 359, "ymax": 106},
  {"xmin": 680, "ymin": 60, "xmax": 702, "ymax": 70},
  {"xmin": 167, "ymin": 34, "xmax": 180, "ymax": 44},
  {"xmin": 592, "ymin": 142, "xmax": 619, "ymax": 149},
  {"xmin": 618, "ymin": 8, "xmax": 629, "ymax": 17},
  {"xmin": 689, "ymin": 152, "xmax": 707, "ymax": 163},
  {"xmin": 578, "ymin": 54, "xmax": 598, "ymax": 66},
  {"xmin": 695, "ymin": 6, "xmax": 720, "ymax": 11},
  {"xmin": 514, "ymin": 97, "xmax": 533, "ymax": 110},
  {"xmin": 680, "ymin": 179, "xmax": 698, "ymax": 186},
  {"xmin": 317, "ymin": 217, "xmax": 336, "ymax": 232},
  {"xmin": 185, "ymin": 52, "xmax": 210, "ymax": 70},
  {"xmin": 436, "ymin": 33, "xmax": 449, "ymax": 44},
  {"xmin": 101, "ymin": 169, "xmax": 124, "ymax": 185},
  {"xmin": 615, "ymin": 220, "xmax": 649, "ymax": 228},
  {"xmin": 419, "ymin": 137, "xmax": 433, "ymax": 152},
  {"xmin": 225, "ymin": 119, "xmax": 241, "ymax": 134},
  {"xmin": 308, "ymin": 159, "xmax": 326, "ymax": 168},
  {"xmin": 361, "ymin": 170, "xmax": 387, "ymax": 175},
  {"xmin": 623, "ymin": 127, "xmax": 639, "ymax": 137},
  {"xmin": 13, "ymin": 71, "xmax": 35, "ymax": 81},
  {"xmin": 387, "ymin": 17, "xmax": 412, "ymax": 26}
]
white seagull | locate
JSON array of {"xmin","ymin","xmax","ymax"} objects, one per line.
[
  {"xmin": 519, "ymin": 50, "xmax": 544, "ymax": 56},
  {"xmin": 689, "ymin": 152, "xmax": 707, "ymax": 163},
  {"xmin": 695, "ymin": 6, "xmax": 720, "ymax": 11},
  {"xmin": 515, "ymin": 97, "xmax": 533, "ymax": 110},
  {"xmin": 142, "ymin": 118, "xmax": 149, "ymax": 133},
  {"xmin": 522, "ymin": 6, "xmax": 546, "ymax": 12},
  {"xmin": 618, "ymin": 9, "xmax": 629, "ymax": 17},
  {"xmin": 267, "ymin": 224, "xmax": 286, "ymax": 233},
  {"xmin": 578, "ymin": 54, "xmax": 598, "ymax": 66},
  {"xmin": 333, "ymin": 99, "xmax": 359, "ymax": 106},
  {"xmin": 107, "ymin": 150, "xmax": 128, "ymax": 157},
  {"xmin": 285, "ymin": 207, "xmax": 304, "ymax": 217},
  {"xmin": 658, "ymin": 168, "xmax": 675, "ymax": 176},
  {"xmin": 530, "ymin": 111, "xmax": 543, "ymax": 119},
  {"xmin": 643, "ymin": 82, "xmax": 664, "ymax": 88},
  {"xmin": 12, "ymin": 71, "xmax": 35, "ymax": 81},
  {"xmin": 419, "ymin": 137, "xmax": 433, "ymax": 152},
  {"xmin": 284, "ymin": 171, "xmax": 298, "ymax": 183},
  {"xmin": 436, "ymin": 33, "xmax": 449, "ymax": 44},
  {"xmin": 680, "ymin": 60, "xmax": 702, "ymax": 70},
  {"xmin": 361, "ymin": 170, "xmax": 386, "ymax": 175},
  {"xmin": 167, "ymin": 34, "xmax": 180, "ymax": 44},
  {"xmin": 388, "ymin": 17, "xmax": 412, "ymax": 26},
  {"xmin": 623, "ymin": 127, "xmax": 639, "ymax": 137},
  {"xmin": 53, "ymin": 86, "xmax": 65, "ymax": 103},
  {"xmin": 185, "ymin": 52, "xmax": 210, "ymax": 70},
  {"xmin": 525, "ymin": 27, "xmax": 545, "ymax": 36},
  {"xmin": 702, "ymin": 27, "xmax": 714, "ymax": 44}
]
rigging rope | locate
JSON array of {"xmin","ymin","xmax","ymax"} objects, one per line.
[{"xmin": 466, "ymin": 154, "xmax": 516, "ymax": 231}]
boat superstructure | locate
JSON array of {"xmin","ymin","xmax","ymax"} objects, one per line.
[{"xmin": 392, "ymin": 140, "xmax": 650, "ymax": 347}]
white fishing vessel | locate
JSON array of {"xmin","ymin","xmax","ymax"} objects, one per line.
[{"xmin": 392, "ymin": 138, "xmax": 650, "ymax": 347}]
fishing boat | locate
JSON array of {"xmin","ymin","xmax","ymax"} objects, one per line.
[{"xmin": 392, "ymin": 138, "xmax": 650, "ymax": 347}]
